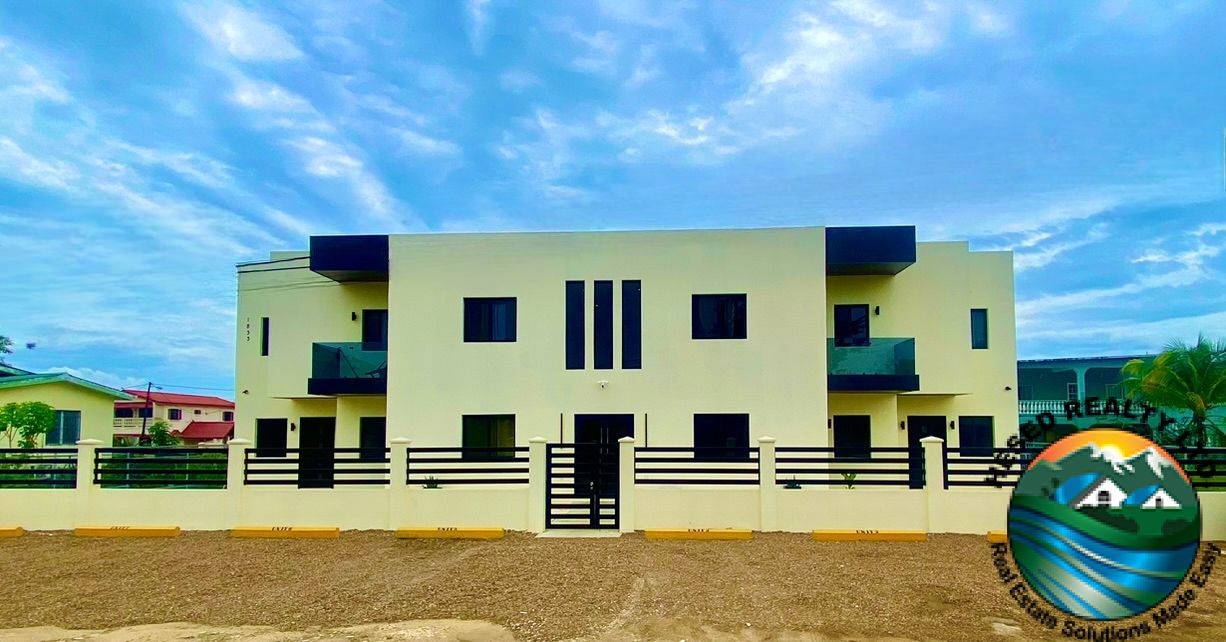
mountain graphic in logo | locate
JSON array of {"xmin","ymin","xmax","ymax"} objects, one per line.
[{"xmin": 1007, "ymin": 428, "xmax": 1202, "ymax": 620}]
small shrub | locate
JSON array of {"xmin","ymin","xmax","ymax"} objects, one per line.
[
  {"xmin": 422, "ymin": 476, "xmax": 440, "ymax": 489},
  {"xmin": 841, "ymin": 472, "xmax": 857, "ymax": 489}
]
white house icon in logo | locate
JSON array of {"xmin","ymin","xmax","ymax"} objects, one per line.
[{"xmin": 1067, "ymin": 476, "xmax": 1182, "ymax": 511}]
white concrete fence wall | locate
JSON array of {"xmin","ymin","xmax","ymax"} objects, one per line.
[{"xmin": 3, "ymin": 437, "xmax": 1224, "ymax": 539}]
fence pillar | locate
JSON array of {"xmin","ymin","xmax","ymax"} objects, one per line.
[
  {"xmin": 74, "ymin": 439, "xmax": 102, "ymax": 526},
  {"xmin": 758, "ymin": 436, "xmax": 778, "ymax": 532},
  {"xmin": 528, "ymin": 437, "xmax": 547, "ymax": 533},
  {"xmin": 920, "ymin": 436, "xmax": 945, "ymax": 533},
  {"xmin": 618, "ymin": 437, "xmax": 636, "ymax": 533},
  {"xmin": 389, "ymin": 438, "xmax": 410, "ymax": 530},
  {"xmin": 225, "ymin": 438, "xmax": 251, "ymax": 529}
]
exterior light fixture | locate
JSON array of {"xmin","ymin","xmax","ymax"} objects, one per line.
[
  {"xmin": 352, "ymin": 312, "xmax": 358, "ymax": 321},
  {"xmin": 900, "ymin": 421, "xmax": 906, "ymax": 430},
  {"xmin": 874, "ymin": 306, "xmax": 881, "ymax": 315}
]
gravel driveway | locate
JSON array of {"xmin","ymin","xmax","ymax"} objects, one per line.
[{"xmin": 1, "ymin": 532, "xmax": 1222, "ymax": 642}]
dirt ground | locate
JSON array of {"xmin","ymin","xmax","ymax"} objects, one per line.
[{"xmin": 1, "ymin": 532, "xmax": 1223, "ymax": 642}]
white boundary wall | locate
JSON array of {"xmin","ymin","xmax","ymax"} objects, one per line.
[{"xmin": 2, "ymin": 437, "xmax": 1223, "ymax": 539}]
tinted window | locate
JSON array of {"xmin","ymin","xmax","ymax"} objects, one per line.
[
  {"xmin": 464, "ymin": 298, "xmax": 517, "ymax": 342},
  {"xmin": 832, "ymin": 415, "xmax": 872, "ymax": 459},
  {"xmin": 594, "ymin": 281, "xmax": 613, "ymax": 369},
  {"xmin": 566, "ymin": 281, "xmax": 584, "ymax": 369},
  {"xmin": 114, "ymin": 408, "xmax": 134, "ymax": 418},
  {"xmin": 834, "ymin": 304, "xmax": 870, "ymax": 347},
  {"xmin": 362, "ymin": 309, "xmax": 389, "ymax": 351},
  {"xmin": 971, "ymin": 309, "xmax": 989, "ymax": 349},
  {"xmin": 255, "ymin": 418, "xmax": 288, "ymax": 458},
  {"xmin": 622, "ymin": 281, "xmax": 642, "ymax": 369},
  {"xmin": 168, "ymin": 409, "xmax": 182, "ymax": 421},
  {"xmin": 462, "ymin": 415, "xmax": 516, "ymax": 460},
  {"xmin": 359, "ymin": 417, "xmax": 387, "ymax": 462},
  {"xmin": 959, "ymin": 416, "xmax": 994, "ymax": 457},
  {"xmin": 692, "ymin": 294, "xmax": 747, "ymax": 340},
  {"xmin": 260, "ymin": 317, "xmax": 270, "ymax": 356},
  {"xmin": 46, "ymin": 411, "xmax": 81, "ymax": 446},
  {"xmin": 693, "ymin": 414, "xmax": 750, "ymax": 460}
]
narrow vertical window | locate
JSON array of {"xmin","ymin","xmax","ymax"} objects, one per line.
[
  {"xmin": 971, "ymin": 308, "xmax": 989, "ymax": 349},
  {"xmin": 622, "ymin": 280, "xmax": 641, "ymax": 369},
  {"xmin": 260, "ymin": 317, "xmax": 270, "ymax": 356},
  {"xmin": 362, "ymin": 309, "xmax": 389, "ymax": 351},
  {"xmin": 566, "ymin": 281, "xmax": 585, "ymax": 370},
  {"xmin": 594, "ymin": 280, "xmax": 613, "ymax": 370}
]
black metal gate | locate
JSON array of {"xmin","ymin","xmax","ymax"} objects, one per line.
[{"xmin": 546, "ymin": 443, "xmax": 619, "ymax": 529}]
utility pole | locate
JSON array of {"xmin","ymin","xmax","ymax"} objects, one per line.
[{"xmin": 140, "ymin": 381, "xmax": 153, "ymax": 444}]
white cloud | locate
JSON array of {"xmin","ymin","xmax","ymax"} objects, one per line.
[
  {"xmin": 1013, "ymin": 223, "xmax": 1111, "ymax": 271},
  {"xmin": 400, "ymin": 129, "xmax": 461, "ymax": 156},
  {"xmin": 230, "ymin": 77, "xmax": 314, "ymax": 113},
  {"xmin": 182, "ymin": 2, "xmax": 303, "ymax": 62},
  {"xmin": 466, "ymin": 0, "xmax": 493, "ymax": 54},
  {"xmin": 264, "ymin": 209, "xmax": 325, "ymax": 238},
  {"xmin": 624, "ymin": 45, "xmax": 661, "ymax": 88},
  {"xmin": 46, "ymin": 367, "xmax": 145, "ymax": 391},
  {"xmin": 500, "ymin": 69, "xmax": 540, "ymax": 92}
]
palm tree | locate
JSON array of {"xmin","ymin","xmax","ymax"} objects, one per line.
[{"xmin": 1120, "ymin": 334, "xmax": 1226, "ymax": 448}]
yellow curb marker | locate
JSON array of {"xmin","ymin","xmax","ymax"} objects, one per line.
[
  {"xmin": 231, "ymin": 527, "xmax": 340, "ymax": 539},
  {"xmin": 812, "ymin": 529, "xmax": 927, "ymax": 542},
  {"xmin": 396, "ymin": 527, "xmax": 505, "ymax": 539},
  {"xmin": 0, "ymin": 527, "xmax": 25, "ymax": 538},
  {"xmin": 987, "ymin": 531, "xmax": 1008, "ymax": 544},
  {"xmin": 645, "ymin": 529, "xmax": 753, "ymax": 541},
  {"xmin": 75, "ymin": 526, "xmax": 180, "ymax": 538}
]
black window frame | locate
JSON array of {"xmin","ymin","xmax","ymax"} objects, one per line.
[
  {"xmin": 622, "ymin": 280, "xmax": 642, "ymax": 369},
  {"xmin": 255, "ymin": 418, "xmax": 288, "ymax": 458},
  {"xmin": 137, "ymin": 407, "xmax": 153, "ymax": 419},
  {"xmin": 168, "ymin": 408, "xmax": 182, "ymax": 421},
  {"xmin": 594, "ymin": 280, "xmax": 613, "ymax": 369},
  {"xmin": 223, "ymin": 411, "xmax": 234, "ymax": 422},
  {"xmin": 958, "ymin": 416, "xmax": 995, "ymax": 457},
  {"xmin": 461, "ymin": 414, "xmax": 516, "ymax": 460},
  {"xmin": 692, "ymin": 294, "xmax": 747, "ymax": 340},
  {"xmin": 463, "ymin": 297, "xmax": 517, "ymax": 343},
  {"xmin": 260, "ymin": 317, "xmax": 270, "ymax": 356},
  {"xmin": 358, "ymin": 417, "xmax": 387, "ymax": 462},
  {"xmin": 362, "ymin": 309, "xmax": 389, "ymax": 352},
  {"xmin": 565, "ymin": 281, "xmax": 584, "ymax": 370},
  {"xmin": 832, "ymin": 415, "xmax": 872, "ymax": 460},
  {"xmin": 693, "ymin": 413, "xmax": 751, "ymax": 461},
  {"xmin": 114, "ymin": 408, "xmax": 134, "ymax": 419},
  {"xmin": 971, "ymin": 308, "xmax": 989, "ymax": 349},
  {"xmin": 833, "ymin": 304, "xmax": 871, "ymax": 347}
]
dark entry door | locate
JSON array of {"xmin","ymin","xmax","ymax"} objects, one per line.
[
  {"xmin": 573, "ymin": 414, "xmax": 634, "ymax": 499},
  {"xmin": 298, "ymin": 417, "xmax": 336, "ymax": 488},
  {"xmin": 906, "ymin": 416, "xmax": 946, "ymax": 489}
]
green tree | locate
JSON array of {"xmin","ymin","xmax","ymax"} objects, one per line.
[
  {"xmin": 0, "ymin": 401, "xmax": 56, "ymax": 448},
  {"xmin": 146, "ymin": 420, "xmax": 180, "ymax": 447},
  {"xmin": 1121, "ymin": 334, "xmax": 1226, "ymax": 448},
  {"xmin": 0, "ymin": 335, "xmax": 12, "ymax": 363}
]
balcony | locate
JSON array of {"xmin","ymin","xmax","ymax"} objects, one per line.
[
  {"xmin": 309, "ymin": 235, "xmax": 389, "ymax": 282},
  {"xmin": 827, "ymin": 338, "xmax": 920, "ymax": 392},
  {"xmin": 308, "ymin": 342, "xmax": 388, "ymax": 396},
  {"xmin": 1018, "ymin": 400, "xmax": 1069, "ymax": 415},
  {"xmin": 826, "ymin": 226, "xmax": 917, "ymax": 276}
]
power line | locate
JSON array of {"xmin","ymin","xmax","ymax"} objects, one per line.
[{"xmin": 148, "ymin": 382, "xmax": 235, "ymax": 393}]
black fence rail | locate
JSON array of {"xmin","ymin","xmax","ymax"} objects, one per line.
[
  {"xmin": 244, "ymin": 448, "xmax": 390, "ymax": 488},
  {"xmin": 95, "ymin": 448, "xmax": 227, "ymax": 488},
  {"xmin": 776, "ymin": 447, "xmax": 917, "ymax": 487},
  {"xmin": 407, "ymin": 447, "xmax": 530, "ymax": 485},
  {"xmin": 1166, "ymin": 447, "xmax": 1226, "ymax": 490},
  {"xmin": 634, "ymin": 446, "xmax": 761, "ymax": 485},
  {"xmin": 0, "ymin": 448, "xmax": 77, "ymax": 488},
  {"xmin": 944, "ymin": 447, "xmax": 1044, "ymax": 489}
]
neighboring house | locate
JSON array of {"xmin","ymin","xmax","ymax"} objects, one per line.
[
  {"xmin": 235, "ymin": 226, "xmax": 1018, "ymax": 464},
  {"xmin": 115, "ymin": 390, "xmax": 235, "ymax": 445},
  {"xmin": 1072, "ymin": 476, "xmax": 1129, "ymax": 509},
  {"xmin": 0, "ymin": 365, "xmax": 135, "ymax": 445},
  {"xmin": 1017, "ymin": 355, "xmax": 1191, "ymax": 443}
]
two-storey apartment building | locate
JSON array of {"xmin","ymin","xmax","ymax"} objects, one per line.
[
  {"xmin": 234, "ymin": 226, "xmax": 1018, "ymax": 463},
  {"xmin": 114, "ymin": 390, "xmax": 235, "ymax": 445}
]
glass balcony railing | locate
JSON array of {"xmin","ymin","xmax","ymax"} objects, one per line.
[
  {"xmin": 309, "ymin": 343, "xmax": 387, "ymax": 395},
  {"xmin": 827, "ymin": 338, "xmax": 915, "ymax": 375}
]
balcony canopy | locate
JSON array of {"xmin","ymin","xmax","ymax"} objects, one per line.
[
  {"xmin": 309, "ymin": 235, "xmax": 389, "ymax": 282},
  {"xmin": 826, "ymin": 226, "xmax": 917, "ymax": 276}
]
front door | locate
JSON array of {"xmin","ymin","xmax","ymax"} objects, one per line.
[
  {"xmin": 572, "ymin": 414, "xmax": 634, "ymax": 526},
  {"xmin": 298, "ymin": 417, "xmax": 336, "ymax": 489},
  {"xmin": 906, "ymin": 415, "xmax": 947, "ymax": 489}
]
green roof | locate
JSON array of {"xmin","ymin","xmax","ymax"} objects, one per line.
[{"xmin": 0, "ymin": 373, "xmax": 136, "ymax": 400}]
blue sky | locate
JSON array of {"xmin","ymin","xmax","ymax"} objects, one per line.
[{"xmin": 0, "ymin": 0, "xmax": 1224, "ymax": 398}]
